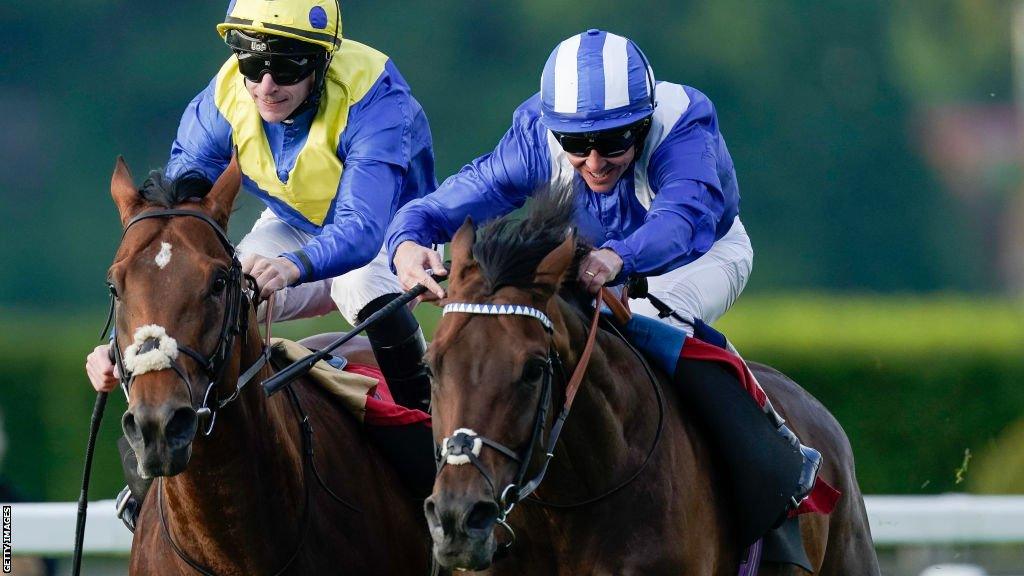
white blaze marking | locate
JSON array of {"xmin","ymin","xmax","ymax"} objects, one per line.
[{"xmin": 155, "ymin": 242, "xmax": 172, "ymax": 269}]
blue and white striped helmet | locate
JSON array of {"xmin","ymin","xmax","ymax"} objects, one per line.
[{"xmin": 540, "ymin": 29, "xmax": 656, "ymax": 133}]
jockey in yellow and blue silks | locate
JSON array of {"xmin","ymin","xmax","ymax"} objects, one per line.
[
  {"xmin": 86, "ymin": 0, "xmax": 437, "ymax": 532},
  {"xmin": 388, "ymin": 30, "xmax": 822, "ymax": 521},
  {"xmin": 162, "ymin": 0, "xmax": 437, "ymax": 414}
]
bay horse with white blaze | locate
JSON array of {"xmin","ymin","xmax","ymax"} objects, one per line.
[
  {"xmin": 106, "ymin": 157, "xmax": 431, "ymax": 575},
  {"xmin": 424, "ymin": 196, "xmax": 879, "ymax": 574}
]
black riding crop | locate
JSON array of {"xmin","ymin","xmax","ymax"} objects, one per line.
[
  {"xmin": 71, "ymin": 390, "xmax": 109, "ymax": 576},
  {"xmin": 263, "ymin": 273, "xmax": 446, "ymax": 397}
]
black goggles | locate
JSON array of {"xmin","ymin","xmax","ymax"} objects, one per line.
[
  {"xmin": 551, "ymin": 120, "xmax": 649, "ymax": 158},
  {"xmin": 235, "ymin": 51, "xmax": 321, "ymax": 86}
]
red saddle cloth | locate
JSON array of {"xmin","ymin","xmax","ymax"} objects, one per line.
[
  {"xmin": 681, "ymin": 338, "xmax": 841, "ymax": 517},
  {"xmin": 346, "ymin": 363, "xmax": 432, "ymax": 428}
]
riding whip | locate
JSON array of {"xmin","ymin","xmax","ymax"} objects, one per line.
[
  {"xmin": 263, "ymin": 271, "xmax": 447, "ymax": 397},
  {"xmin": 71, "ymin": 391, "xmax": 109, "ymax": 576}
]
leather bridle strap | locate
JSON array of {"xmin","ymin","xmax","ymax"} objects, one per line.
[
  {"xmin": 562, "ymin": 289, "xmax": 604, "ymax": 408},
  {"xmin": 510, "ymin": 289, "xmax": 603, "ymax": 505}
]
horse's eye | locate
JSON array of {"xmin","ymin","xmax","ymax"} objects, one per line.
[
  {"xmin": 522, "ymin": 360, "xmax": 546, "ymax": 383},
  {"xmin": 210, "ymin": 277, "xmax": 228, "ymax": 295}
]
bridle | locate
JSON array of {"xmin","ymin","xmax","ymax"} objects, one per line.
[
  {"xmin": 102, "ymin": 208, "xmax": 269, "ymax": 436},
  {"xmin": 101, "ymin": 207, "xmax": 368, "ymax": 575},
  {"xmin": 436, "ymin": 289, "xmax": 666, "ymax": 553}
]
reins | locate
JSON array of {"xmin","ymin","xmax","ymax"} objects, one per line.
[{"xmin": 157, "ymin": 383, "xmax": 360, "ymax": 576}]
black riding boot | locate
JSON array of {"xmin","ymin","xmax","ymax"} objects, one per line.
[
  {"xmin": 114, "ymin": 436, "xmax": 152, "ymax": 533},
  {"xmin": 358, "ymin": 293, "xmax": 431, "ymax": 410},
  {"xmin": 763, "ymin": 397, "xmax": 822, "ymax": 509}
]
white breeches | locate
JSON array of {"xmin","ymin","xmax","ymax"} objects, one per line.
[
  {"xmin": 237, "ymin": 209, "xmax": 403, "ymax": 325},
  {"xmin": 628, "ymin": 216, "xmax": 753, "ymax": 335}
]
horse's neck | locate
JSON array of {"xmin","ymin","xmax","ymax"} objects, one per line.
[
  {"xmin": 542, "ymin": 299, "xmax": 663, "ymax": 493},
  {"xmin": 161, "ymin": 321, "xmax": 304, "ymax": 567}
]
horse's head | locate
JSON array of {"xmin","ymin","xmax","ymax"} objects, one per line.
[
  {"xmin": 424, "ymin": 197, "xmax": 580, "ymax": 570},
  {"xmin": 106, "ymin": 157, "xmax": 246, "ymax": 478}
]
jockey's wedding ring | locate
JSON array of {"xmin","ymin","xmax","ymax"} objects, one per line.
[{"xmin": 585, "ymin": 270, "xmax": 596, "ymax": 277}]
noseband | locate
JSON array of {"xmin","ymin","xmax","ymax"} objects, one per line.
[{"xmin": 102, "ymin": 208, "xmax": 269, "ymax": 435}]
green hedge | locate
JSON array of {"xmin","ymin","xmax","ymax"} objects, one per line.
[
  {"xmin": 717, "ymin": 294, "xmax": 1024, "ymax": 495},
  {"xmin": 1, "ymin": 294, "xmax": 1020, "ymax": 500}
]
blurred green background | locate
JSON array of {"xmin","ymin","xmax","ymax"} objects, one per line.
[{"xmin": 1, "ymin": 0, "xmax": 1022, "ymax": 501}]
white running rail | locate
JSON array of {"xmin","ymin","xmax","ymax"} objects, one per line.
[{"xmin": 5, "ymin": 495, "xmax": 1024, "ymax": 555}]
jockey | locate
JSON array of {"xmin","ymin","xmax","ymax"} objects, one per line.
[
  {"xmin": 389, "ymin": 30, "xmax": 821, "ymax": 514},
  {"xmin": 85, "ymin": 0, "xmax": 436, "ymax": 530}
]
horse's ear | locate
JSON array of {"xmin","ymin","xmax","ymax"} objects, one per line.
[
  {"xmin": 449, "ymin": 217, "xmax": 476, "ymax": 273},
  {"xmin": 533, "ymin": 233, "xmax": 575, "ymax": 294},
  {"xmin": 202, "ymin": 154, "xmax": 242, "ymax": 229},
  {"xmin": 111, "ymin": 156, "xmax": 143, "ymax": 227}
]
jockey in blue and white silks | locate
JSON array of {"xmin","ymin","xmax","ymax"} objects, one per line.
[
  {"xmin": 388, "ymin": 29, "xmax": 821, "ymax": 516},
  {"xmin": 388, "ymin": 29, "xmax": 750, "ymax": 331}
]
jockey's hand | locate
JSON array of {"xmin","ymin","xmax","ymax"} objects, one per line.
[
  {"xmin": 394, "ymin": 241, "xmax": 447, "ymax": 301},
  {"xmin": 242, "ymin": 254, "xmax": 301, "ymax": 300},
  {"xmin": 578, "ymin": 248, "xmax": 623, "ymax": 294},
  {"xmin": 86, "ymin": 344, "xmax": 119, "ymax": 393}
]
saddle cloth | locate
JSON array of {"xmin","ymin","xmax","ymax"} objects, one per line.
[{"xmin": 270, "ymin": 338, "xmax": 430, "ymax": 427}]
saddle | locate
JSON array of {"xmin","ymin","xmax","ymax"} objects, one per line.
[{"xmin": 269, "ymin": 339, "xmax": 436, "ymax": 498}]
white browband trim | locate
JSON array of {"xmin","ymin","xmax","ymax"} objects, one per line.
[
  {"xmin": 442, "ymin": 302, "xmax": 553, "ymax": 332},
  {"xmin": 441, "ymin": 428, "xmax": 483, "ymax": 466},
  {"xmin": 122, "ymin": 324, "xmax": 179, "ymax": 376}
]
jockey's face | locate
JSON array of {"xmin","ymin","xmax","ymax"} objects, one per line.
[
  {"xmin": 245, "ymin": 73, "xmax": 314, "ymax": 123},
  {"xmin": 566, "ymin": 145, "xmax": 636, "ymax": 193}
]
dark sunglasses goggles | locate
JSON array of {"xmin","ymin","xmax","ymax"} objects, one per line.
[
  {"xmin": 552, "ymin": 119, "xmax": 650, "ymax": 158},
  {"xmin": 235, "ymin": 51, "xmax": 321, "ymax": 86}
]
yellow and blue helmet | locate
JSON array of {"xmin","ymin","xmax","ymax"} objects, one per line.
[
  {"xmin": 540, "ymin": 29, "xmax": 656, "ymax": 133},
  {"xmin": 217, "ymin": 0, "xmax": 342, "ymax": 55}
]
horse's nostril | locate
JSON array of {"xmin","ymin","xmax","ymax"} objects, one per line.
[
  {"xmin": 466, "ymin": 500, "xmax": 499, "ymax": 532},
  {"xmin": 165, "ymin": 407, "xmax": 198, "ymax": 449},
  {"xmin": 122, "ymin": 412, "xmax": 140, "ymax": 442},
  {"xmin": 424, "ymin": 499, "xmax": 439, "ymax": 525}
]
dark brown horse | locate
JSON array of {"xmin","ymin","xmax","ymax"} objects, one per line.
[
  {"xmin": 106, "ymin": 158, "xmax": 431, "ymax": 575},
  {"xmin": 423, "ymin": 201, "xmax": 879, "ymax": 574}
]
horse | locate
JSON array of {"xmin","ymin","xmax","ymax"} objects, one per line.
[
  {"xmin": 422, "ymin": 196, "xmax": 880, "ymax": 574},
  {"xmin": 105, "ymin": 157, "xmax": 432, "ymax": 575}
]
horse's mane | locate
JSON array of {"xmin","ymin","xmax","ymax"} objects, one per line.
[
  {"xmin": 472, "ymin": 187, "xmax": 589, "ymax": 295},
  {"xmin": 138, "ymin": 169, "xmax": 213, "ymax": 207}
]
